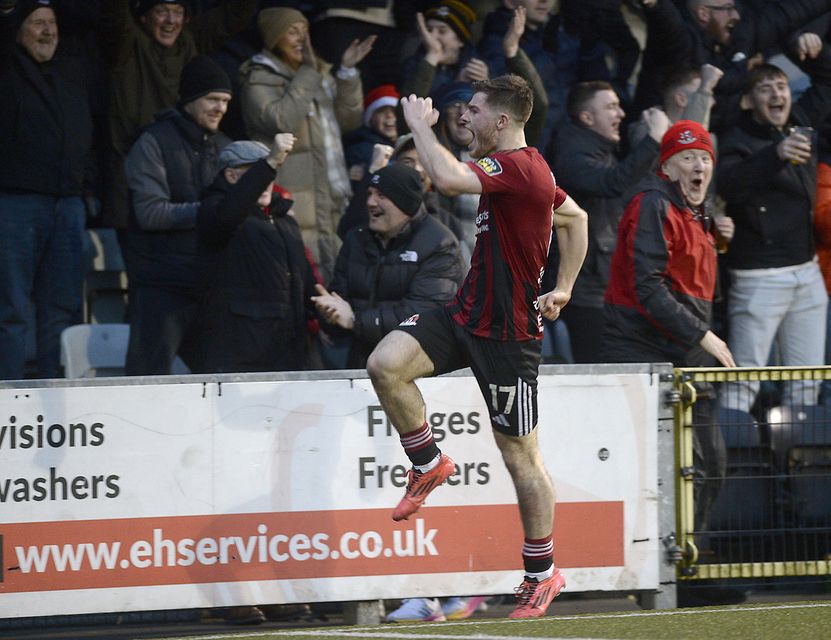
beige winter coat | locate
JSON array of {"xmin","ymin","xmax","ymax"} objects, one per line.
[{"xmin": 239, "ymin": 50, "xmax": 362, "ymax": 282}]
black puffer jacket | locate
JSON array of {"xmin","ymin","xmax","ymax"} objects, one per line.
[
  {"xmin": 195, "ymin": 160, "xmax": 318, "ymax": 373},
  {"xmin": 0, "ymin": 16, "xmax": 91, "ymax": 196},
  {"xmin": 329, "ymin": 209, "xmax": 466, "ymax": 368},
  {"xmin": 717, "ymin": 57, "xmax": 831, "ymax": 270},
  {"xmin": 551, "ymin": 121, "xmax": 660, "ymax": 308}
]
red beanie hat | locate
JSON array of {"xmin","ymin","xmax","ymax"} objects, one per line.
[
  {"xmin": 363, "ymin": 84, "xmax": 400, "ymax": 127},
  {"xmin": 659, "ymin": 120, "xmax": 715, "ymax": 166}
]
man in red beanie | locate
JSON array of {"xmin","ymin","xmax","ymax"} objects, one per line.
[
  {"xmin": 602, "ymin": 121, "xmax": 735, "ymax": 582},
  {"xmin": 602, "ymin": 119, "xmax": 735, "ymax": 368}
]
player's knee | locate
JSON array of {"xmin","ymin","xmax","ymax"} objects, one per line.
[{"xmin": 367, "ymin": 342, "xmax": 399, "ymax": 386}]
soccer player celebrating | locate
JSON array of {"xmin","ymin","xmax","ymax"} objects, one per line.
[{"xmin": 367, "ymin": 74, "xmax": 588, "ymax": 619}]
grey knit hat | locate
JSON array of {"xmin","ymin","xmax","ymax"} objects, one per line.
[{"xmin": 217, "ymin": 141, "xmax": 270, "ymax": 171}]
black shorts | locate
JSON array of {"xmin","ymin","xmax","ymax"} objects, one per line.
[{"xmin": 396, "ymin": 306, "xmax": 542, "ymax": 437}]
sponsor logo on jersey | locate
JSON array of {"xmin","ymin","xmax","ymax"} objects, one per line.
[
  {"xmin": 399, "ymin": 314, "xmax": 420, "ymax": 327},
  {"xmin": 475, "ymin": 157, "xmax": 502, "ymax": 176},
  {"xmin": 475, "ymin": 210, "xmax": 490, "ymax": 235}
]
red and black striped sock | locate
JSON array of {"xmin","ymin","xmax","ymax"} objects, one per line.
[
  {"xmin": 522, "ymin": 535, "xmax": 554, "ymax": 577},
  {"xmin": 399, "ymin": 422, "xmax": 440, "ymax": 468}
]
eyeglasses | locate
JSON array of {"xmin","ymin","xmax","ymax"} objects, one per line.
[{"xmin": 704, "ymin": 4, "xmax": 738, "ymax": 12}]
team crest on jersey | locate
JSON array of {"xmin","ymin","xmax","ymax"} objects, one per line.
[
  {"xmin": 399, "ymin": 314, "xmax": 419, "ymax": 327},
  {"xmin": 475, "ymin": 156, "xmax": 502, "ymax": 176}
]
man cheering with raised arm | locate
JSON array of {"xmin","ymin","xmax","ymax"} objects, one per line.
[{"xmin": 367, "ymin": 74, "xmax": 588, "ymax": 619}]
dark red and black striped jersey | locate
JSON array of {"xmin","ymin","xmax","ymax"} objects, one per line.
[{"xmin": 448, "ymin": 147, "xmax": 567, "ymax": 341}]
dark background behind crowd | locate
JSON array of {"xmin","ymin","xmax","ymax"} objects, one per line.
[{"xmin": 3, "ymin": 0, "xmax": 831, "ymax": 420}]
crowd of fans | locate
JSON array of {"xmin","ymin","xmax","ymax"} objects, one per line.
[{"xmin": 3, "ymin": 0, "xmax": 831, "ymax": 405}]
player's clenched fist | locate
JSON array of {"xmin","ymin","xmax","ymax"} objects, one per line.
[{"xmin": 400, "ymin": 94, "xmax": 440, "ymax": 130}]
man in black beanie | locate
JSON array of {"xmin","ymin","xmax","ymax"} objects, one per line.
[
  {"xmin": 312, "ymin": 163, "xmax": 466, "ymax": 369},
  {"xmin": 123, "ymin": 55, "xmax": 233, "ymax": 375}
]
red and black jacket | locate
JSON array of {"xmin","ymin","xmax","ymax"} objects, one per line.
[{"xmin": 602, "ymin": 174, "xmax": 717, "ymax": 365}]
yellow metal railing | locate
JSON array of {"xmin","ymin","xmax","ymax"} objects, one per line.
[{"xmin": 674, "ymin": 366, "xmax": 831, "ymax": 581}]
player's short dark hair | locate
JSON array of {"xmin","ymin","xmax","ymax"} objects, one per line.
[
  {"xmin": 566, "ymin": 81, "xmax": 614, "ymax": 123},
  {"xmin": 471, "ymin": 74, "xmax": 533, "ymax": 124},
  {"xmin": 743, "ymin": 63, "xmax": 788, "ymax": 95},
  {"xmin": 660, "ymin": 67, "xmax": 702, "ymax": 106}
]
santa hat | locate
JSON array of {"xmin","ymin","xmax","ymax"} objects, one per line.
[{"xmin": 363, "ymin": 84, "xmax": 400, "ymax": 128}]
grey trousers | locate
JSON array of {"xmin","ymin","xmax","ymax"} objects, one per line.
[{"xmin": 720, "ymin": 260, "xmax": 827, "ymax": 412}]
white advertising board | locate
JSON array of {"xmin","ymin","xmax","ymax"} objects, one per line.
[{"xmin": 0, "ymin": 370, "xmax": 659, "ymax": 618}]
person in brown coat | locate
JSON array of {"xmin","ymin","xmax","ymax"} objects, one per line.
[{"xmin": 239, "ymin": 7, "xmax": 374, "ymax": 283}]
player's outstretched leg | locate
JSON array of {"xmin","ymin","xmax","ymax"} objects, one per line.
[
  {"xmin": 368, "ymin": 330, "xmax": 451, "ymax": 521},
  {"xmin": 392, "ymin": 452, "xmax": 456, "ymax": 521}
]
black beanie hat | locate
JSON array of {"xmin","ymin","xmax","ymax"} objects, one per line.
[
  {"xmin": 178, "ymin": 55, "xmax": 232, "ymax": 106},
  {"xmin": 370, "ymin": 164, "xmax": 424, "ymax": 217},
  {"xmin": 15, "ymin": 0, "xmax": 53, "ymax": 27},
  {"xmin": 135, "ymin": 0, "xmax": 192, "ymax": 17}
]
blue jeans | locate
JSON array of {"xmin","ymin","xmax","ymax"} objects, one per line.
[
  {"xmin": 0, "ymin": 193, "xmax": 85, "ymax": 379},
  {"xmin": 542, "ymin": 318, "xmax": 574, "ymax": 364}
]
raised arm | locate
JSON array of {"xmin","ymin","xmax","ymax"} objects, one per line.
[
  {"xmin": 752, "ymin": 0, "xmax": 831, "ymax": 55},
  {"xmin": 99, "ymin": 0, "xmax": 138, "ymax": 64},
  {"xmin": 198, "ymin": 134, "xmax": 295, "ymax": 244},
  {"xmin": 681, "ymin": 64, "xmax": 723, "ymax": 130},
  {"xmin": 189, "ymin": 0, "xmax": 258, "ymax": 53},
  {"xmin": 503, "ymin": 7, "xmax": 549, "ymax": 148},
  {"xmin": 400, "ymin": 94, "xmax": 481, "ymax": 197},
  {"xmin": 331, "ymin": 36, "xmax": 375, "ymax": 134},
  {"xmin": 555, "ymin": 109, "xmax": 666, "ymax": 198}
]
